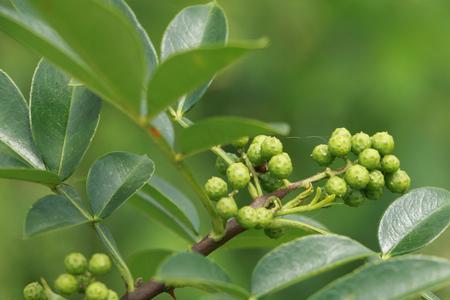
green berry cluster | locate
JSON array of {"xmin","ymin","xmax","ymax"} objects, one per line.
[
  {"xmin": 311, "ymin": 128, "xmax": 411, "ymax": 207},
  {"xmin": 23, "ymin": 253, "xmax": 118, "ymax": 300}
]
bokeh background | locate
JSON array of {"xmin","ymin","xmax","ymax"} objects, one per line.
[{"xmin": 1, "ymin": 0, "xmax": 450, "ymax": 299}]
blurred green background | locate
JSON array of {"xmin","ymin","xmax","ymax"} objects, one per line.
[{"xmin": 1, "ymin": 0, "xmax": 450, "ymax": 299}]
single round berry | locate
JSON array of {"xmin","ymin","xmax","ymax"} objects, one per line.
[
  {"xmin": 332, "ymin": 127, "xmax": 352, "ymax": 138},
  {"xmin": 88, "ymin": 253, "xmax": 112, "ymax": 275},
  {"xmin": 268, "ymin": 152, "xmax": 293, "ymax": 179},
  {"xmin": 227, "ymin": 162, "xmax": 251, "ymax": 189},
  {"xmin": 311, "ymin": 144, "xmax": 334, "ymax": 166},
  {"xmin": 236, "ymin": 206, "xmax": 258, "ymax": 229},
  {"xmin": 367, "ymin": 170, "xmax": 385, "ymax": 190},
  {"xmin": 76, "ymin": 273, "xmax": 93, "ymax": 293},
  {"xmin": 247, "ymin": 142, "xmax": 264, "ymax": 166},
  {"xmin": 54, "ymin": 273, "xmax": 78, "ymax": 295},
  {"xmin": 204, "ymin": 176, "xmax": 228, "ymax": 200},
  {"xmin": 328, "ymin": 134, "xmax": 352, "ymax": 157},
  {"xmin": 365, "ymin": 188, "xmax": 383, "ymax": 200},
  {"xmin": 386, "ymin": 170, "xmax": 411, "ymax": 193},
  {"xmin": 264, "ymin": 227, "xmax": 284, "ymax": 239},
  {"xmin": 344, "ymin": 189, "xmax": 366, "ymax": 207},
  {"xmin": 253, "ymin": 135, "xmax": 268, "ymax": 145},
  {"xmin": 23, "ymin": 282, "xmax": 47, "ymax": 300},
  {"xmin": 351, "ymin": 132, "xmax": 371, "ymax": 154},
  {"xmin": 261, "ymin": 136, "xmax": 283, "ymax": 160},
  {"xmin": 381, "ymin": 154, "xmax": 400, "ymax": 173},
  {"xmin": 64, "ymin": 252, "xmax": 87, "ymax": 275},
  {"xmin": 358, "ymin": 148, "xmax": 381, "ymax": 170},
  {"xmin": 325, "ymin": 176, "xmax": 348, "ymax": 197},
  {"xmin": 259, "ymin": 172, "xmax": 284, "ymax": 192},
  {"xmin": 344, "ymin": 164, "xmax": 370, "ymax": 189},
  {"xmin": 232, "ymin": 136, "xmax": 249, "ymax": 148},
  {"xmin": 371, "ymin": 132, "xmax": 395, "ymax": 155},
  {"xmin": 216, "ymin": 197, "xmax": 238, "ymax": 219},
  {"xmin": 215, "ymin": 153, "xmax": 239, "ymax": 175},
  {"xmin": 255, "ymin": 207, "xmax": 274, "ymax": 228},
  {"xmin": 107, "ymin": 290, "xmax": 119, "ymax": 300},
  {"xmin": 85, "ymin": 282, "xmax": 109, "ymax": 300}
]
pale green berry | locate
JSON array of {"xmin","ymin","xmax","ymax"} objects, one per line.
[
  {"xmin": 367, "ymin": 170, "xmax": 385, "ymax": 190},
  {"xmin": 54, "ymin": 273, "xmax": 78, "ymax": 295},
  {"xmin": 23, "ymin": 282, "xmax": 47, "ymax": 300},
  {"xmin": 325, "ymin": 176, "xmax": 348, "ymax": 197},
  {"xmin": 365, "ymin": 188, "xmax": 383, "ymax": 200},
  {"xmin": 85, "ymin": 282, "xmax": 109, "ymax": 300},
  {"xmin": 107, "ymin": 290, "xmax": 119, "ymax": 300},
  {"xmin": 311, "ymin": 144, "xmax": 334, "ymax": 166},
  {"xmin": 358, "ymin": 148, "xmax": 381, "ymax": 170},
  {"xmin": 236, "ymin": 206, "xmax": 258, "ymax": 229},
  {"xmin": 344, "ymin": 189, "xmax": 366, "ymax": 207},
  {"xmin": 328, "ymin": 134, "xmax": 352, "ymax": 157},
  {"xmin": 268, "ymin": 152, "xmax": 293, "ymax": 179},
  {"xmin": 351, "ymin": 132, "xmax": 371, "ymax": 154},
  {"xmin": 227, "ymin": 162, "xmax": 251, "ymax": 189},
  {"xmin": 253, "ymin": 135, "xmax": 268, "ymax": 145},
  {"xmin": 381, "ymin": 154, "xmax": 400, "ymax": 173},
  {"xmin": 247, "ymin": 142, "xmax": 264, "ymax": 166},
  {"xmin": 88, "ymin": 253, "xmax": 112, "ymax": 275},
  {"xmin": 261, "ymin": 136, "xmax": 283, "ymax": 160},
  {"xmin": 386, "ymin": 170, "xmax": 411, "ymax": 193},
  {"xmin": 371, "ymin": 132, "xmax": 395, "ymax": 155},
  {"xmin": 332, "ymin": 127, "xmax": 352, "ymax": 138},
  {"xmin": 232, "ymin": 136, "xmax": 249, "ymax": 148},
  {"xmin": 259, "ymin": 172, "xmax": 284, "ymax": 192},
  {"xmin": 255, "ymin": 207, "xmax": 274, "ymax": 228},
  {"xmin": 215, "ymin": 153, "xmax": 239, "ymax": 175},
  {"xmin": 264, "ymin": 227, "xmax": 284, "ymax": 239},
  {"xmin": 216, "ymin": 197, "xmax": 238, "ymax": 219},
  {"xmin": 64, "ymin": 252, "xmax": 87, "ymax": 275},
  {"xmin": 204, "ymin": 176, "xmax": 228, "ymax": 200},
  {"xmin": 344, "ymin": 164, "xmax": 370, "ymax": 189}
]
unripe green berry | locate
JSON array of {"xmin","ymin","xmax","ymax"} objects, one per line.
[
  {"xmin": 365, "ymin": 188, "xmax": 383, "ymax": 200},
  {"xmin": 264, "ymin": 227, "xmax": 284, "ymax": 239},
  {"xmin": 386, "ymin": 170, "xmax": 411, "ymax": 193},
  {"xmin": 261, "ymin": 136, "xmax": 283, "ymax": 160},
  {"xmin": 358, "ymin": 148, "xmax": 381, "ymax": 170},
  {"xmin": 325, "ymin": 176, "xmax": 348, "ymax": 197},
  {"xmin": 88, "ymin": 253, "xmax": 112, "ymax": 275},
  {"xmin": 259, "ymin": 172, "xmax": 284, "ymax": 192},
  {"xmin": 204, "ymin": 176, "xmax": 228, "ymax": 200},
  {"xmin": 328, "ymin": 134, "xmax": 352, "ymax": 157},
  {"xmin": 107, "ymin": 290, "xmax": 119, "ymax": 300},
  {"xmin": 236, "ymin": 206, "xmax": 258, "ymax": 228},
  {"xmin": 54, "ymin": 273, "xmax": 78, "ymax": 295},
  {"xmin": 23, "ymin": 282, "xmax": 47, "ymax": 300},
  {"xmin": 344, "ymin": 189, "xmax": 366, "ymax": 207},
  {"xmin": 215, "ymin": 153, "xmax": 239, "ymax": 175},
  {"xmin": 253, "ymin": 135, "xmax": 268, "ymax": 145},
  {"xmin": 268, "ymin": 152, "xmax": 293, "ymax": 179},
  {"xmin": 332, "ymin": 127, "xmax": 351, "ymax": 138},
  {"xmin": 232, "ymin": 136, "xmax": 249, "ymax": 148},
  {"xmin": 367, "ymin": 170, "xmax": 385, "ymax": 190},
  {"xmin": 227, "ymin": 162, "xmax": 251, "ymax": 189},
  {"xmin": 85, "ymin": 282, "xmax": 109, "ymax": 300},
  {"xmin": 345, "ymin": 164, "xmax": 370, "ymax": 189},
  {"xmin": 255, "ymin": 207, "xmax": 274, "ymax": 228},
  {"xmin": 64, "ymin": 252, "xmax": 87, "ymax": 275},
  {"xmin": 311, "ymin": 144, "xmax": 334, "ymax": 166},
  {"xmin": 351, "ymin": 132, "xmax": 371, "ymax": 154},
  {"xmin": 216, "ymin": 197, "xmax": 238, "ymax": 219},
  {"xmin": 371, "ymin": 132, "xmax": 395, "ymax": 155},
  {"xmin": 381, "ymin": 154, "xmax": 400, "ymax": 173},
  {"xmin": 247, "ymin": 142, "xmax": 264, "ymax": 166},
  {"xmin": 76, "ymin": 273, "xmax": 93, "ymax": 293}
]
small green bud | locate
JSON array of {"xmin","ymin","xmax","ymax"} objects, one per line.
[
  {"xmin": 261, "ymin": 136, "xmax": 283, "ymax": 160},
  {"xmin": 64, "ymin": 252, "xmax": 87, "ymax": 275},
  {"xmin": 332, "ymin": 127, "xmax": 352, "ymax": 138},
  {"xmin": 227, "ymin": 162, "xmax": 251, "ymax": 189},
  {"xmin": 351, "ymin": 132, "xmax": 371, "ymax": 154},
  {"xmin": 264, "ymin": 227, "xmax": 284, "ymax": 239},
  {"xmin": 107, "ymin": 289, "xmax": 119, "ymax": 300},
  {"xmin": 88, "ymin": 253, "xmax": 112, "ymax": 275},
  {"xmin": 23, "ymin": 282, "xmax": 47, "ymax": 300},
  {"xmin": 247, "ymin": 142, "xmax": 264, "ymax": 166},
  {"xmin": 255, "ymin": 207, "xmax": 274, "ymax": 228},
  {"xmin": 204, "ymin": 176, "xmax": 228, "ymax": 200},
  {"xmin": 216, "ymin": 197, "xmax": 238, "ymax": 219},
  {"xmin": 259, "ymin": 172, "xmax": 284, "ymax": 192},
  {"xmin": 54, "ymin": 273, "xmax": 78, "ymax": 295},
  {"xmin": 268, "ymin": 152, "xmax": 293, "ymax": 179},
  {"xmin": 381, "ymin": 154, "xmax": 400, "ymax": 173},
  {"xmin": 328, "ymin": 134, "xmax": 352, "ymax": 157},
  {"xmin": 365, "ymin": 188, "xmax": 383, "ymax": 200},
  {"xmin": 371, "ymin": 132, "xmax": 395, "ymax": 155},
  {"xmin": 85, "ymin": 282, "xmax": 109, "ymax": 300},
  {"xmin": 325, "ymin": 176, "xmax": 348, "ymax": 197},
  {"xmin": 386, "ymin": 170, "xmax": 411, "ymax": 193},
  {"xmin": 215, "ymin": 153, "xmax": 239, "ymax": 175},
  {"xmin": 344, "ymin": 164, "xmax": 370, "ymax": 190},
  {"xmin": 253, "ymin": 135, "xmax": 268, "ymax": 145},
  {"xmin": 344, "ymin": 189, "xmax": 366, "ymax": 207},
  {"xmin": 367, "ymin": 170, "xmax": 385, "ymax": 190},
  {"xmin": 232, "ymin": 136, "xmax": 249, "ymax": 148},
  {"xmin": 236, "ymin": 206, "xmax": 258, "ymax": 228},
  {"xmin": 358, "ymin": 148, "xmax": 381, "ymax": 170},
  {"xmin": 311, "ymin": 144, "xmax": 334, "ymax": 166}
]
